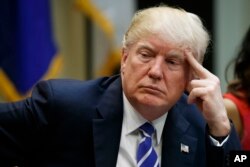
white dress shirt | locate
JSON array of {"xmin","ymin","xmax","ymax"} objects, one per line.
[{"xmin": 116, "ymin": 93, "xmax": 167, "ymax": 167}]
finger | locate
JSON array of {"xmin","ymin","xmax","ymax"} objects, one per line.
[
  {"xmin": 188, "ymin": 79, "xmax": 213, "ymax": 90},
  {"xmin": 185, "ymin": 50, "xmax": 210, "ymax": 79},
  {"xmin": 187, "ymin": 87, "xmax": 206, "ymax": 104},
  {"xmin": 186, "ymin": 78, "xmax": 202, "ymax": 93}
]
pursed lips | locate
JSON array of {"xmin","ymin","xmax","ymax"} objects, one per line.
[{"xmin": 140, "ymin": 85, "xmax": 164, "ymax": 94}]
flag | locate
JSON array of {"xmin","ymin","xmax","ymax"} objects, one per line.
[
  {"xmin": 180, "ymin": 143, "xmax": 189, "ymax": 154},
  {"xmin": 75, "ymin": 0, "xmax": 135, "ymax": 77},
  {"xmin": 0, "ymin": 0, "xmax": 63, "ymax": 101}
]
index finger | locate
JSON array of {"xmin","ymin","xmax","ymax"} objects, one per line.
[{"xmin": 185, "ymin": 50, "xmax": 210, "ymax": 79}]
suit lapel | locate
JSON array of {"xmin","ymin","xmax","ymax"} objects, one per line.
[
  {"xmin": 92, "ymin": 77, "xmax": 200, "ymax": 167},
  {"xmin": 93, "ymin": 77, "xmax": 123, "ymax": 167},
  {"xmin": 161, "ymin": 101, "xmax": 198, "ymax": 167}
]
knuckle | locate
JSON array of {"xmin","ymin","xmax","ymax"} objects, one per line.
[{"xmin": 213, "ymin": 76, "xmax": 220, "ymax": 85}]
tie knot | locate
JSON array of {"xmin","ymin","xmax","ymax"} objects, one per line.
[{"xmin": 139, "ymin": 122, "xmax": 155, "ymax": 137}]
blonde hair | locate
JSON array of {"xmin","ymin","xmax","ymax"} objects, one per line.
[{"xmin": 122, "ymin": 5, "xmax": 210, "ymax": 63}]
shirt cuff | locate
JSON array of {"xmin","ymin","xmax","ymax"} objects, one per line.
[{"xmin": 209, "ymin": 135, "xmax": 230, "ymax": 147}]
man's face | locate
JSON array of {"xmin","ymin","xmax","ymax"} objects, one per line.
[{"xmin": 121, "ymin": 36, "xmax": 190, "ymax": 112}]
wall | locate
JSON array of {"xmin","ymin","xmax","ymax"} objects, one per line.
[{"xmin": 214, "ymin": 0, "xmax": 250, "ymax": 92}]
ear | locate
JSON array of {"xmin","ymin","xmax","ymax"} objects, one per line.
[{"xmin": 121, "ymin": 48, "xmax": 128, "ymax": 73}]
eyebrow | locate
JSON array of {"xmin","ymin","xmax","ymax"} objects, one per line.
[
  {"xmin": 137, "ymin": 43, "xmax": 155, "ymax": 52},
  {"xmin": 166, "ymin": 50, "xmax": 184, "ymax": 59}
]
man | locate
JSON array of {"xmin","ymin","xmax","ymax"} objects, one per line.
[{"xmin": 0, "ymin": 5, "xmax": 240, "ymax": 167}]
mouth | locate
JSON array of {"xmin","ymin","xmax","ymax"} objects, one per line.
[{"xmin": 140, "ymin": 85, "xmax": 164, "ymax": 94}]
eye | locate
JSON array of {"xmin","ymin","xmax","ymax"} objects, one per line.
[
  {"xmin": 165, "ymin": 58, "xmax": 183, "ymax": 70},
  {"xmin": 165, "ymin": 59, "xmax": 179, "ymax": 65},
  {"xmin": 140, "ymin": 52, "xmax": 152, "ymax": 58},
  {"xmin": 166, "ymin": 60, "xmax": 177, "ymax": 65},
  {"xmin": 138, "ymin": 51, "xmax": 154, "ymax": 62}
]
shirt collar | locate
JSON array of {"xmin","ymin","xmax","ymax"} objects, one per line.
[{"xmin": 123, "ymin": 93, "xmax": 168, "ymax": 144}]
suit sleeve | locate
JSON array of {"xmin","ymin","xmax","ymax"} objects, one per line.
[
  {"xmin": 206, "ymin": 122, "xmax": 242, "ymax": 167},
  {"xmin": 0, "ymin": 80, "xmax": 52, "ymax": 166}
]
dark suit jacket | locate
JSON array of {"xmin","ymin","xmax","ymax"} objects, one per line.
[{"xmin": 0, "ymin": 75, "xmax": 241, "ymax": 167}]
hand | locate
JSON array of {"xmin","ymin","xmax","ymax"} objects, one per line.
[{"xmin": 185, "ymin": 51, "xmax": 231, "ymax": 137}]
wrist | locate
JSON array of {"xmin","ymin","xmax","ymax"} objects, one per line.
[{"xmin": 208, "ymin": 116, "xmax": 231, "ymax": 136}]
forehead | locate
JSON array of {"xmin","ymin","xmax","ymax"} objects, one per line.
[{"xmin": 134, "ymin": 37, "xmax": 185, "ymax": 56}]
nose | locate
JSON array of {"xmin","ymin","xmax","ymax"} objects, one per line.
[{"xmin": 148, "ymin": 57, "xmax": 163, "ymax": 80}]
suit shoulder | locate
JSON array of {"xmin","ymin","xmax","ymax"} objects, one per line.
[
  {"xmin": 38, "ymin": 75, "xmax": 119, "ymax": 91},
  {"xmin": 32, "ymin": 75, "xmax": 120, "ymax": 100}
]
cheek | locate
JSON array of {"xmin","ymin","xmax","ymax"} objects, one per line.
[
  {"xmin": 166, "ymin": 70, "xmax": 187, "ymax": 89},
  {"xmin": 122, "ymin": 60, "xmax": 148, "ymax": 93},
  {"xmin": 123, "ymin": 56, "xmax": 145, "ymax": 76}
]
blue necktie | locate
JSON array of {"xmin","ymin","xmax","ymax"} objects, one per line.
[{"xmin": 137, "ymin": 122, "xmax": 160, "ymax": 167}]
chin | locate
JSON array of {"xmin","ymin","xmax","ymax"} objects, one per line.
[{"xmin": 137, "ymin": 95, "xmax": 167, "ymax": 107}]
